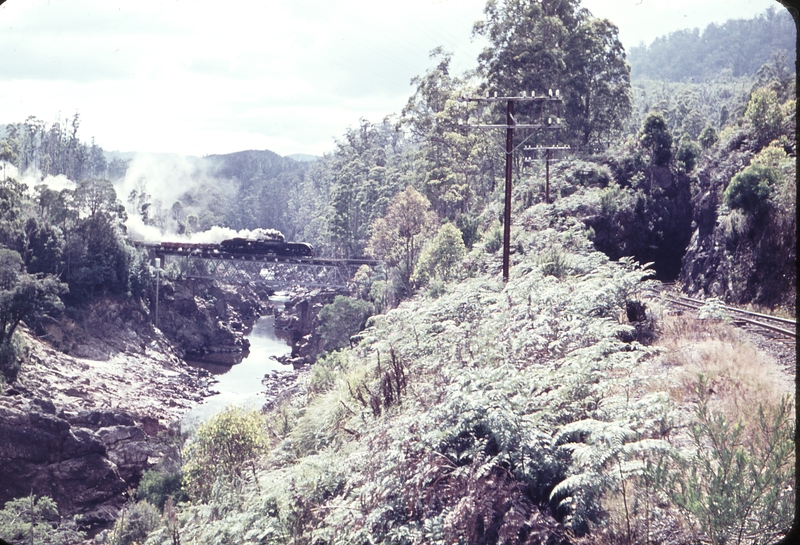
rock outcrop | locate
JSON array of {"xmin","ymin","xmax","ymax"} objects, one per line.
[
  {"xmin": 273, "ymin": 289, "xmax": 339, "ymax": 367},
  {"xmin": 679, "ymin": 120, "xmax": 796, "ymax": 312},
  {"xmin": 151, "ymin": 278, "xmax": 267, "ymax": 357},
  {"xmin": 0, "ymin": 279, "xmax": 280, "ymax": 530},
  {"xmin": 585, "ymin": 162, "xmax": 693, "ymax": 282},
  {"xmin": 0, "ymin": 295, "xmax": 216, "ymax": 530}
]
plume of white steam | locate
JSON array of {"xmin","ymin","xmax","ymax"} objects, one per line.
[
  {"xmin": 126, "ymin": 216, "xmax": 275, "ymax": 245},
  {"xmin": 1, "ymin": 162, "xmax": 76, "ymax": 192},
  {"xmin": 115, "ymin": 153, "xmax": 213, "ymax": 212},
  {"xmin": 124, "ymin": 214, "xmax": 165, "ymax": 243},
  {"xmin": 114, "ymin": 153, "xmax": 251, "ymax": 244},
  {"xmin": 114, "ymin": 153, "xmax": 271, "ymax": 245},
  {"xmin": 1, "ymin": 157, "xmax": 265, "ymax": 247}
]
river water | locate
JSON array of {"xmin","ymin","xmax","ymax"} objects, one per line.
[{"xmin": 181, "ymin": 298, "xmax": 293, "ymax": 431}]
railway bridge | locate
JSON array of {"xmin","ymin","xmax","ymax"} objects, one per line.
[{"xmin": 140, "ymin": 242, "xmax": 378, "ymax": 290}]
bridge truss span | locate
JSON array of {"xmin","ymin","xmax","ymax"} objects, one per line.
[{"xmin": 155, "ymin": 249, "xmax": 377, "ymax": 290}]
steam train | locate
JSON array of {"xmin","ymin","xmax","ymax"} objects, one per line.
[{"xmin": 158, "ymin": 228, "xmax": 314, "ymax": 258}]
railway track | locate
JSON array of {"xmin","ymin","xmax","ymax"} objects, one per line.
[{"xmin": 656, "ymin": 289, "xmax": 796, "ymax": 342}]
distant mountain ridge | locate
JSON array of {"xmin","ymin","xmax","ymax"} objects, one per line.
[
  {"xmin": 286, "ymin": 153, "xmax": 318, "ymax": 162},
  {"xmin": 204, "ymin": 149, "xmax": 305, "ymax": 187},
  {"xmin": 627, "ymin": 6, "xmax": 795, "ymax": 81},
  {"xmin": 102, "ymin": 149, "xmax": 318, "ymax": 167}
]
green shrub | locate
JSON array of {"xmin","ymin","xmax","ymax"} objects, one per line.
[
  {"xmin": 368, "ymin": 280, "xmax": 388, "ymax": 312},
  {"xmin": 537, "ymin": 246, "xmax": 571, "ymax": 278},
  {"xmin": 640, "ymin": 112, "xmax": 673, "ymax": 166},
  {"xmin": 108, "ymin": 500, "xmax": 160, "ymax": 545},
  {"xmin": 664, "ymin": 379, "xmax": 794, "ymax": 545},
  {"xmin": 456, "ymin": 214, "xmax": 480, "ymax": 249},
  {"xmin": 676, "ymin": 136, "xmax": 702, "ymax": 172},
  {"xmin": 427, "ymin": 278, "xmax": 446, "ymax": 298},
  {"xmin": 0, "ymin": 335, "xmax": 22, "ymax": 383},
  {"xmin": 723, "ymin": 163, "xmax": 778, "ymax": 218},
  {"xmin": 744, "ymin": 88, "xmax": 784, "ymax": 145},
  {"xmin": 483, "ymin": 222, "xmax": 504, "ymax": 253},
  {"xmin": 136, "ymin": 469, "xmax": 186, "ymax": 511},
  {"xmin": 317, "ymin": 295, "xmax": 373, "ymax": 353},
  {"xmin": 696, "ymin": 297, "xmax": 732, "ymax": 323},
  {"xmin": 566, "ymin": 160, "xmax": 613, "ymax": 187},
  {"xmin": 182, "ymin": 406, "xmax": 267, "ymax": 503},
  {"xmin": 309, "ymin": 350, "xmax": 348, "ymax": 394},
  {"xmin": 698, "ymin": 125, "xmax": 719, "ymax": 150},
  {"xmin": 0, "ymin": 495, "xmax": 85, "ymax": 545},
  {"xmin": 598, "ymin": 182, "xmax": 627, "ymax": 217},
  {"xmin": 411, "ymin": 222, "xmax": 466, "ymax": 286}
]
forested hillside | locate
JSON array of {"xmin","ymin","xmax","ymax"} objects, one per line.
[
  {"xmin": 627, "ymin": 6, "xmax": 795, "ymax": 81},
  {"xmin": 0, "ymin": 1, "xmax": 795, "ymax": 544}
]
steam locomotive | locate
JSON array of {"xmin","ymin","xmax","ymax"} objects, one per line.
[
  {"xmin": 219, "ymin": 229, "xmax": 314, "ymax": 257},
  {"xmin": 219, "ymin": 237, "xmax": 314, "ymax": 257}
]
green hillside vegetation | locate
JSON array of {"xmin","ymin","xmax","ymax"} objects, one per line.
[
  {"xmin": 627, "ymin": 6, "xmax": 795, "ymax": 81},
  {"xmin": 108, "ymin": 31, "xmax": 794, "ymax": 542},
  {"xmin": 124, "ymin": 199, "xmax": 793, "ymax": 544},
  {"xmin": 0, "ymin": 172, "xmax": 151, "ymax": 381}
]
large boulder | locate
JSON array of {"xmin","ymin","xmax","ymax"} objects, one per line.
[{"xmin": 154, "ymin": 279, "xmax": 264, "ymax": 356}]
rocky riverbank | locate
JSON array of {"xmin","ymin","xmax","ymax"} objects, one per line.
[
  {"xmin": 0, "ymin": 279, "xmax": 270, "ymax": 531},
  {"xmin": 153, "ymin": 278, "xmax": 270, "ymax": 357},
  {"xmin": 272, "ymin": 288, "xmax": 340, "ymax": 367},
  {"xmin": 0, "ymin": 328, "xmax": 213, "ymax": 530}
]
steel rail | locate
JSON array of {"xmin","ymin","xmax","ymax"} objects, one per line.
[
  {"xmin": 675, "ymin": 295, "xmax": 796, "ymax": 326},
  {"xmin": 665, "ymin": 296, "xmax": 796, "ymax": 339}
]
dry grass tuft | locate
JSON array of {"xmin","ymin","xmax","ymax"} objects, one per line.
[{"xmin": 655, "ymin": 312, "xmax": 791, "ymax": 432}]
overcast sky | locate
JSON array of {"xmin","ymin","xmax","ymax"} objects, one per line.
[{"xmin": 0, "ymin": 0, "xmax": 789, "ymax": 158}]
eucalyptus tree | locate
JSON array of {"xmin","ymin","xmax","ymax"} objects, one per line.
[
  {"xmin": 401, "ymin": 49, "xmax": 496, "ymax": 219},
  {"xmin": 0, "ymin": 248, "xmax": 67, "ymax": 380},
  {"xmin": 744, "ymin": 88, "xmax": 784, "ymax": 146},
  {"xmin": 366, "ymin": 186, "xmax": 437, "ymax": 298},
  {"xmin": 327, "ymin": 118, "xmax": 409, "ymax": 257},
  {"xmin": 473, "ymin": 0, "xmax": 632, "ymax": 150},
  {"xmin": 639, "ymin": 112, "xmax": 673, "ymax": 167},
  {"xmin": 3, "ymin": 112, "xmax": 91, "ymax": 181}
]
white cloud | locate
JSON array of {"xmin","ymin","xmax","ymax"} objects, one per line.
[{"xmin": 0, "ymin": 0, "xmax": 789, "ymax": 157}]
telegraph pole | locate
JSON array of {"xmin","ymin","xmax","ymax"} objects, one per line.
[
  {"xmin": 523, "ymin": 145, "xmax": 571, "ymax": 204},
  {"xmin": 460, "ymin": 91, "xmax": 563, "ymax": 282},
  {"xmin": 503, "ymin": 100, "xmax": 514, "ymax": 283},
  {"xmin": 154, "ymin": 257, "xmax": 160, "ymax": 329}
]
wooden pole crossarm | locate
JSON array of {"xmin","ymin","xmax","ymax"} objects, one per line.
[
  {"xmin": 464, "ymin": 124, "xmax": 562, "ymax": 129},
  {"xmin": 457, "ymin": 93, "xmax": 567, "ymax": 282},
  {"xmin": 459, "ymin": 96, "xmax": 562, "ymax": 102}
]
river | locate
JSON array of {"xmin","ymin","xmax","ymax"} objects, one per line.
[{"xmin": 181, "ymin": 296, "xmax": 293, "ymax": 430}]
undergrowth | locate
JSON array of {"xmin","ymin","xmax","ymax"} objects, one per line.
[{"xmin": 134, "ymin": 220, "xmax": 793, "ymax": 545}]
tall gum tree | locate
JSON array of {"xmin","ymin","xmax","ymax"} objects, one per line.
[
  {"xmin": 401, "ymin": 50, "xmax": 492, "ymax": 219},
  {"xmin": 473, "ymin": 0, "xmax": 632, "ymax": 150}
]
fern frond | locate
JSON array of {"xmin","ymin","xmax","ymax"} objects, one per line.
[
  {"xmin": 621, "ymin": 438, "xmax": 672, "ymax": 457},
  {"xmin": 550, "ymin": 473, "xmax": 598, "ymax": 502}
]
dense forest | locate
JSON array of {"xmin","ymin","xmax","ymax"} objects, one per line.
[
  {"xmin": 627, "ymin": 6, "xmax": 795, "ymax": 81},
  {"xmin": 0, "ymin": 0, "xmax": 796, "ymax": 544}
]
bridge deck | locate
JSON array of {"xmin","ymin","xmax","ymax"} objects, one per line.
[{"xmin": 134, "ymin": 240, "xmax": 378, "ymax": 288}]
